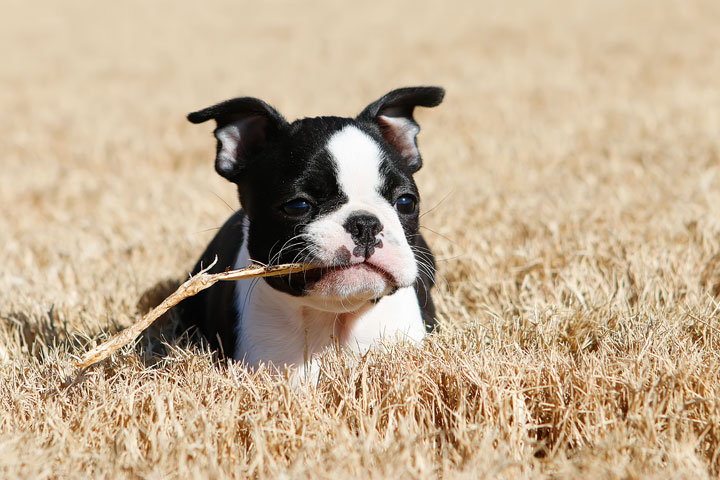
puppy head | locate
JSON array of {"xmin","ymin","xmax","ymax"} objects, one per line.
[{"xmin": 189, "ymin": 87, "xmax": 444, "ymax": 312}]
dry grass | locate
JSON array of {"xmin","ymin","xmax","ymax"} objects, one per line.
[{"xmin": 2, "ymin": 0, "xmax": 720, "ymax": 477}]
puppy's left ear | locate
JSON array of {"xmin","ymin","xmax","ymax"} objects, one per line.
[
  {"xmin": 188, "ymin": 97, "xmax": 288, "ymax": 182},
  {"xmin": 358, "ymin": 86, "xmax": 444, "ymax": 172}
]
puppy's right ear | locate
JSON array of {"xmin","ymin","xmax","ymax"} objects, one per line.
[{"xmin": 188, "ymin": 98, "xmax": 288, "ymax": 181}]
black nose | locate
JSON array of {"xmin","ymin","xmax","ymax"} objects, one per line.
[{"xmin": 343, "ymin": 212, "xmax": 384, "ymax": 258}]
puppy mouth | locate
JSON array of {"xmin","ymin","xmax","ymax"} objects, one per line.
[{"xmin": 299, "ymin": 261, "xmax": 396, "ymax": 287}]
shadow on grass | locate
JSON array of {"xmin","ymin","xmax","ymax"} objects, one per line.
[
  {"xmin": 1, "ymin": 306, "xmax": 88, "ymax": 360},
  {"xmin": 0, "ymin": 277, "xmax": 220, "ymax": 368}
]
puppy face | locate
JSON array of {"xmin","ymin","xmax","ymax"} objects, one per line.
[
  {"xmin": 245, "ymin": 121, "xmax": 420, "ymax": 311},
  {"xmin": 188, "ymin": 87, "xmax": 444, "ymax": 312}
]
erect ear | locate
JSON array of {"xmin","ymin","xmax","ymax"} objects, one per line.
[
  {"xmin": 187, "ymin": 97, "xmax": 288, "ymax": 181},
  {"xmin": 358, "ymin": 86, "xmax": 444, "ymax": 173}
]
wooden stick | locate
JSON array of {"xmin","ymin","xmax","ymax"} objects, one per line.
[{"xmin": 75, "ymin": 260, "xmax": 318, "ymax": 368}]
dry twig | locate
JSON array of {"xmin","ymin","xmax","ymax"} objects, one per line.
[{"xmin": 75, "ymin": 260, "xmax": 317, "ymax": 368}]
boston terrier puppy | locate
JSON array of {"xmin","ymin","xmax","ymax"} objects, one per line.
[{"xmin": 179, "ymin": 87, "xmax": 444, "ymax": 375}]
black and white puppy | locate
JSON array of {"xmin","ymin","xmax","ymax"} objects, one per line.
[{"xmin": 179, "ymin": 86, "xmax": 444, "ymax": 375}]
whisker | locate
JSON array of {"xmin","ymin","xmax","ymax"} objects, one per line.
[
  {"xmin": 212, "ymin": 192, "xmax": 237, "ymax": 213},
  {"xmin": 417, "ymin": 226, "xmax": 456, "ymax": 244},
  {"xmin": 419, "ymin": 190, "xmax": 454, "ymax": 219},
  {"xmin": 194, "ymin": 226, "xmax": 223, "ymax": 234},
  {"xmin": 409, "ymin": 245, "xmax": 462, "ymax": 264}
]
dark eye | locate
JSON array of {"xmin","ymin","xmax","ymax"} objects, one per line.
[
  {"xmin": 281, "ymin": 198, "xmax": 312, "ymax": 216},
  {"xmin": 394, "ymin": 195, "xmax": 417, "ymax": 214}
]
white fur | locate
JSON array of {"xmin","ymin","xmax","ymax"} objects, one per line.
[
  {"xmin": 378, "ymin": 114, "xmax": 420, "ymax": 163},
  {"xmin": 215, "ymin": 123, "xmax": 242, "ymax": 174},
  {"xmin": 328, "ymin": 126, "xmax": 384, "ymax": 200},
  {"xmin": 232, "ymin": 221, "xmax": 425, "ymax": 379}
]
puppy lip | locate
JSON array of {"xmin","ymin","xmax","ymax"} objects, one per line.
[{"xmin": 304, "ymin": 260, "xmax": 397, "ymax": 287}]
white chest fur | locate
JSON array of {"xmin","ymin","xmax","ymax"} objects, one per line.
[{"xmin": 231, "ymin": 230, "xmax": 425, "ymax": 371}]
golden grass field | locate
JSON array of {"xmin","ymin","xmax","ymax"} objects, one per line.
[{"xmin": 2, "ymin": 0, "xmax": 720, "ymax": 477}]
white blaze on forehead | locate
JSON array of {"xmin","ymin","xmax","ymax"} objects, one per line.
[{"xmin": 326, "ymin": 126, "xmax": 384, "ymax": 200}]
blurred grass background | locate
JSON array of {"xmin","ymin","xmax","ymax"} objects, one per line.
[{"xmin": 2, "ymin": 0, "xmax": 720, "ymax": 478}]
